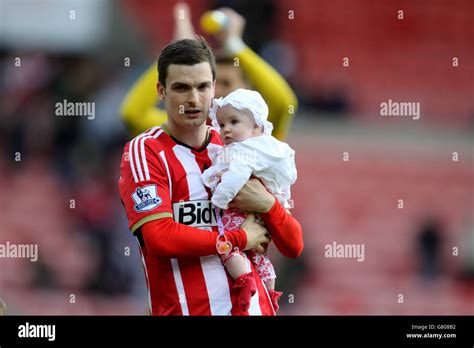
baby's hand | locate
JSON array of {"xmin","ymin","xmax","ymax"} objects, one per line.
[
  {"xmin": 208, "ymin": 172, "xmax": 223, "ymax": 192},
  {"xmin": 211, "ymin": 171, "xmax": 225, "ymax": 189}
]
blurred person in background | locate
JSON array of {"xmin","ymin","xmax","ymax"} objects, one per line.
[
  {"xmin": 416, "ymin": 218, "xmax": 443, "ymax": 281},
  {"xmin": 119, "ymin": 3, "xmax": 297, "ymax": 141}
]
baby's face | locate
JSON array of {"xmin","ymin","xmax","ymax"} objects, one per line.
[{"xmin": 216, "ymin": 105, "xmax": 262, "ymax": 145}]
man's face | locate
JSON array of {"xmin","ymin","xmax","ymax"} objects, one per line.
[
  {"xmin": 215, "ymin": 63, "xmax": 249, "ymax": 98},
  {"xmin": 158, "ymin": 62, "xmax": 215, "ymax": 129}
]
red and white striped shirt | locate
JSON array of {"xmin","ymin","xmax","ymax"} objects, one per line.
[{"xmin": 118, "ymin": 126, "xmax": 275, "ymax": 315}]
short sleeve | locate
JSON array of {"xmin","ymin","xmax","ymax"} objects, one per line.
[{"xmin": 118, "ymin": 139, "xmax": 172, "ymax": 233}]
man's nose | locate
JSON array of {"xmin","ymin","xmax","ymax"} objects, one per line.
[{"xmin": 188, "ymin": 89, "xmax": 199, "ymax": 105}]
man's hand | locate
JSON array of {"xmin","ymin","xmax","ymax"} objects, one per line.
[
  {"xmin": 229, "ymin": 179, "xmax": 276, "ymax": 213},
  {"xmin": 214, "ymin": 7, "xmax": 246, "ymax": 45},
  {"xmin": 241, "ymin": 213, "xmax": 270, "ymax": 253}
]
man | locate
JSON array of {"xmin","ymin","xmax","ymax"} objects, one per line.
[
  {"xmin": 120, "ymin": 4, "xmax": 297, "ymax": 140},
  {"xmin": 118, "ymin": 38, "xmax": 303, "ymax": 315}
]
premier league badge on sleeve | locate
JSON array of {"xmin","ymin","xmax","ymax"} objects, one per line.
[{"xmin": 132, "ymin": 185, "xmax": 162, "ymax": 212}]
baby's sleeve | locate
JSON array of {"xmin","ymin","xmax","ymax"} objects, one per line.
[
  {"xmin": 202, "ymin": 162, "xmax": 224, "ymax": 192},
  {"xmin": 211, "ymin": 163, "xmax": 253, "ymax": 209}
]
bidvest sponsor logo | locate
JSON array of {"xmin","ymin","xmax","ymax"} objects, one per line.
[{"xmin": 173, "ymin": 200, "xmax": 217, "ymax": 228}]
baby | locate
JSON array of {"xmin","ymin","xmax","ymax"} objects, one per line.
[{"xmin": 202, "ymin": 89, "xmax": 297, "ymax": 313}]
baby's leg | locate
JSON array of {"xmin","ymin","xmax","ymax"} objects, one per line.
[
  {"xmin": 222, "ymin": 252, "xmax": 248, "ymax": 280},
  {"xmin": 221, "ymin": 250, "xmax": 256, "ymax": 312},
  {"xmin": 220, "ymin": 210, "xmax": 258, "ymax": 312},
  {"xmin": 264, "ymin": 278, "xmax": 275, "ymax": 291},
  {"xmin": 251, "ymin": 252, "xmax": 283, "ymax": 312},
  {"xmin": 251, "ymin": 252, "xmax": 276, "ymax": 286}
]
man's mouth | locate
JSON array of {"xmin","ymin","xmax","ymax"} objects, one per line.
[
  {"xmin": 184, "ymin": 109, "xmax": 201, "ymax": 116},
  {"xmin": 224, "ymin": 136, "xmax": 234, "ymax": 144}
]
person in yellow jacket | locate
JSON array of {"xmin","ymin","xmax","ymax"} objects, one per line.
[{"xmin": 120, "ymin": 3, "xmax": 297, "ymax": 141}]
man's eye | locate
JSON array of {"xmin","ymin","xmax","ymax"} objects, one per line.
[
  {"xmin": 231, "ymin": 119, "xmax": 238, "ymax": 125},
  {"xmin": 219, "ymin": 124, "xmax": 225, "ymax": 128}
]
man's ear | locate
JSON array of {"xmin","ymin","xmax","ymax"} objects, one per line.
[{"xmin": 157, "ymin": 82, "xmax": 166, "ymax": 100}]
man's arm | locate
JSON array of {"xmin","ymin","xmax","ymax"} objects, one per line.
[
  {"xmin": 141, "ymin": 218, "xmax": 246, "ymax": 258},
  {"xmin": 229, "ymin": 179, "xmax": 304, "ymax": 258},
  {"xmin": 235, "ymin": 47, "xmax": 298, "ymax": 140},
  {"xmin": 259, "ymin": 200, "xmax": 303, "ymax": 259},
  {"xmin": 215, "ymin": 8, "xmax": 299, "ymax": 140},
  {"xmin": 141, "ymin": 213, "xmax": 270, "ymax": 259}
]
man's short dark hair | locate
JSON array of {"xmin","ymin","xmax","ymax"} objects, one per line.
[{"xmin": 158, "ymin": 38, "xmax": 216, "ymax": 87}]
